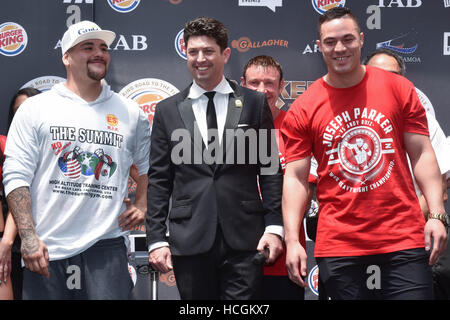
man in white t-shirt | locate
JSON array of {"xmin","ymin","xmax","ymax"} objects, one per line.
[{"xmin": 3, "ymin": 21, "xmax": 150, "ymax": 299}]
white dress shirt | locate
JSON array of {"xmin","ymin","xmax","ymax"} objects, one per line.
[{"xmin": 189, "ymin": 76, "xmax": 233, "ymax": 146}]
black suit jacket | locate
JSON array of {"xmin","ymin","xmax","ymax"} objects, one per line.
[{"xmin": 146, "ymin": 80, "xmax": 283, "ymax": 256}]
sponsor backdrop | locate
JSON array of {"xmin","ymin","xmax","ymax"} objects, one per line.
[{"xmin": 1, "ymin": 0, "xmax": 449, "ymax": 300}]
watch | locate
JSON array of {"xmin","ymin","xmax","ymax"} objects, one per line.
[{"xmin": 428, "ymin": 212, "xmax": 449, "ymax": 227}]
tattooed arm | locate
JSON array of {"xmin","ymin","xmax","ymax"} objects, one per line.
[{"xmin": 6, "ymin": 187, "xmax": 49, "ymax": 278}]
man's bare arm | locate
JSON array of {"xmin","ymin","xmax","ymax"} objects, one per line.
[
  {"xmin": 6, "ymin": 187, "xmax": 36, "ymax": 252},
  {"xmin": 6, "ymin": 186, "xmax": 49, "ymax": 277},
  {"xmin": 283, "ymin": 157, "xmax": 311, "ymax": 287},
  {"xmin": 119, "ymin": 174, "xmax": 148, "ymax": 230},
  {"xmin": 404, "ymin": 132, "xmax": 447, "ymax": 265},
  {"xmin": 418, "ymin": 175, "xmax": 447, "ymax": 220}
]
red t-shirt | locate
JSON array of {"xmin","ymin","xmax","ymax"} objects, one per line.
[
  {"xmin": 281, "ymin": 66, "xmax": 428, "ymax": 258},
  {"xmin": 263, "ymin": 110, "xmax": 307, "ymax": 276}
]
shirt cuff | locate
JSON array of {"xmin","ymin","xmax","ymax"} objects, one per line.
[
  {"xmin": 149, "ymin": 227, "xmax": 284, "ymax": 251},
  {"xmin": 4, "ymin": 180, "xmax": 30, "ymax": 198},
  {"xmin": 264, "ymin": 225, "xmax": 284, "ymax": 239},
  {"xmin": 148, "ymin": 241, "xmax": 169, "ymax": 253}
]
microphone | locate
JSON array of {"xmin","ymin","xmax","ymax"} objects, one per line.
[{"xmin": 253, "ymin": 247, "xmax": 270, "ymax": 265}]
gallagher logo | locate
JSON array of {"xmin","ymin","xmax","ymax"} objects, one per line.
[
  {"xmin": 107, "ymin": 0, "xmax": 140, "ymax": 13},
  {"xmin": 0, "ymin": 22, "xmax": 28, "ymax": 57},
  {"xmin": 174, "ymin": 29, "xmax": 186, "ymax": 60},
  {"xmin": 311, "ymin": 0, "xmax": 345, "ymax": 15},
  {"xmin": 231, "ymin": 36, "xmax": 288, "ymax": 53},
  {"xmin": 119, "ymin": 78, "xmax": 179, "ymax": 127}
]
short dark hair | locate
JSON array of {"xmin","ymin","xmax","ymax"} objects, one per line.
[
  {"xmin": 183, "ymin": 17, "xmax": 228, "ymax": 52},
  {"xmin": 8, "ymin": 87, "xmax": 41, "ymax": 128},
  {"xmin": 318, "ymin": 7, "xmax": 361, "ymax": 39},
  {"xmin": 362, "ymin": 48, "xmax": 406, "ymax": 76},
  {"xmin": 242, "ymin": 55, "xmax": 284, "ymax": 85}
]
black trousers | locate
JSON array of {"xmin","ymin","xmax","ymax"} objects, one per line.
[
  {"xmin": 262, "ymin": 275, "xmax": 305, "ymax": 300},
  {"xmin": 317, "ymin": 248, "xmax": 433, "ymax": 300},
  {"xmin": 172, "ymin": 226, "xmax": 264, "ymax": 300},
  {"xmin": 432, "ymin": 229, "xmax": 450, "ymax": 299},
  {"xmin": 11, "ymin": 251, "xmax": 23, "ymax": 300}
]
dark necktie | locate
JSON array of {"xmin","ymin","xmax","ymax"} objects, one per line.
[
  {"xmin": 204, "ymin": 91, "xmax": 217, "ymax": 147},
  {"xmin": 204, "ymin": 91, "xmax": 217, "ymax": 166}
]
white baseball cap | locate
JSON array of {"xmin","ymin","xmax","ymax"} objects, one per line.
[{"xmin": 61, "ymin": 20, "xmax": 116, "ymax": 55}]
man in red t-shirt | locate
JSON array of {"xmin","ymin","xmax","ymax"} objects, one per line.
[
  {"xmin": 281, "ymin": 7, "xmax": 447, "ymax": 299},
  {"xmin": 241, "ymin": 55, "xmax": 317, "ymax": 299}
]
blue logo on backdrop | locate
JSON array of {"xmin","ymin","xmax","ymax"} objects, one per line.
[{"xmin": 376, "ymin": 34, "xmax": 418, "ymax": 54}]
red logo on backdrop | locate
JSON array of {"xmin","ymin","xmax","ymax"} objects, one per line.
[
  {"xmin": 0, "ymin": 22, "xmax": 28, "ymax": 56},
  {"xmin": 311, "ymin": 0, "xmax": 345, "ymax": 15},
  {"xmin": 119, "ymin": 78, "xmax": 179, "ymax": 128},
  {"xmin": 231, "ymin": 36, "xmax": 288, "ymax": 53},
  {"xmin": 137, "ymin": 94, "xmax": 160, "ymax": 125},
  {"xmin": 108, "ymin": 0, "xmax": 140, "ymax": 13}
]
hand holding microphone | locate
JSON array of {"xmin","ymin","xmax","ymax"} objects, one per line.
[{"xmin": 253, "ymin": 246, "xmax": 270, "ymax": 265}]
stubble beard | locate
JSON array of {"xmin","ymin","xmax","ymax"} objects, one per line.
[{"xmin": 87, "ymin": 63, "xmax": 107, "ymax": 81}]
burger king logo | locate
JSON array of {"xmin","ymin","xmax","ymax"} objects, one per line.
[
  {"xmin": 311, "ymin": 0, "xmax": 345, "ymax": 15},
  {"xmin": 128, "ymin": 263, "xmax": 137, "ymax": 286},
  {"xmin": 0, "ymin": 22, "xmax": 28, "ymax": 57},
  {"xmin": 174, "ymin": 29, "xmax": 186, "ymax": 60},
  {"xmin": 308, "ymin": 265, "xmax": 320, "ymax": 296},
  {"xmin": 119, "ymin": 78, "xmax": 179, "ymax": 127},
  {"xmin": 21, "ymin": 76, "xmax": 65, "ymax": 92},
  {"xmin": 107, "ymin": 0, "xmax": 140, "ymax": 13}
]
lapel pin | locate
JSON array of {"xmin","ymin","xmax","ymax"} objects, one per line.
[{"xmin": 235, "ymin": 99, "xmax": 243, "ymax": 108}]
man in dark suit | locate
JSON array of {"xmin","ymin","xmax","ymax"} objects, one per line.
[{"xmin": 146, "ymin": 17, "xmax": 283, "ymax": 300}]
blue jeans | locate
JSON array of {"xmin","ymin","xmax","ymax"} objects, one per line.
[{"xmin": 23, "ymin": 237, "xmax": 133, "ymax": 300}]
